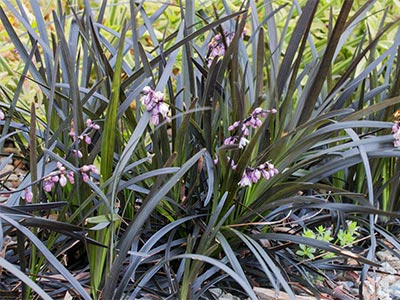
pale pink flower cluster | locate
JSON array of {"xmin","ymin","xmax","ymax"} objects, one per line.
[
  {"xmin": 141, "ymin": 86, "xmax": 170, "ymax": 126},
  {"xmin": 238, "ymin": 162, "xmax": 279, "ymax": 187},
  {"xmin": 42, "ymin": 161, "xmax": 99, "ymax": 193},
  {"xmin": 224, "ymin": 107, "xmax": 277, "ymax": 149},
  {"xmin": 69, "ymin": 119, "xmax": 100, "ymax": 158},
  {"xmin": 206, "ymin": 31, "xmax": 234, "ymax": 67},
  {"xmin": 213, "ymin": 156, "xmax": 237, "ymax": 170},
  {"xmin": 218, "ymin": 107, "xmax": 279, "ymax": 187},
  {"xmin": 43, "ymin": 162, "xmax": 75, "ymax": 192},
  {"xmin": 80, "ymin": 164, "xmax": 99, "ymax": 183},
  {"xmin": 206, "ymin": 29, "xmax": 248, "ymax": 67},
  {"xmin": 392, "ymin": 122, "xmax": 400, "ymax": 147},
  {"xmin": 0, "ymin": 109, "xmax": 4, "ymax": 120},
  {"xmin": 85, "ymin": 119, "xmax": 101, "ymax": 130}
]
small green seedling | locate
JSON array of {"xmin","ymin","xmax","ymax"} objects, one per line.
[
  {"xmin": 296, "ymin": 229, "xmax": 317, "ymax": 258},
  {"xmin": 337, "ymin": 221, "xmax": 359, "ymax": 247},
  {"xmin": 296, "ymin": 221, "xmax": 359, "ymax": 259}
]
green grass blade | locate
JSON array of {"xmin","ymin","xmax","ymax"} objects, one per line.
[{"xmin": 100, "ymin": 22, "xmax": 127, "ymax": 186}]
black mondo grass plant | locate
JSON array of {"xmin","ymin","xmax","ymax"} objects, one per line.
[{"xmin": 1, "ymin": 0, "xmax": 400, "ymax": 299}]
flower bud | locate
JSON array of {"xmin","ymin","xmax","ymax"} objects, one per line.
[
  {"xmin": 59, "ymin": 175, "xmax": 67, "ymax": 187},
  {"xmin": 80, "ymin": 165, "xmax": 90, "ymax": 172},
  {"xmin": 86, "ymin": 119, "xmax": 93, "ymax": 127},
  {"xmin": 67, "ymin": 171, "xmax": 75, "ymax": 184},
  {"xmin": 84, "ymin": 135, "xmax": 92, "ymax": 145},
  {"xmin": 82, "ymin": 172, "xmax": 90, "ymax": 183},
  {"xmin": 43, "ymin": 180, "xmax": 53, "ymax": 192},
  {"xmin": 24, "ymin": 189, "xmax": 33, "ymax": 203},
  {"xmin": 142, "ymin": 86, "xmax": 152, "ymax": 94},
  {"xmin": 73, "ymin": 150, "xmax": 83, "ymax": 158},
  {"xmin": 253, "ymin": 107, "xmax": 263, "ymax": 114},
  {"xmin": 89, "ymin": 165, "xmax": 99, "ymax": 174}
]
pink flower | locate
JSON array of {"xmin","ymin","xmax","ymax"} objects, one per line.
[
  {"xmin": 84, "ymin": 135, "xmax": 91, "ymax": 145},
  {"xmin": 253, "ymin": 107, "xmax": 263, "ymax": 114},
  {"xmin": 43, "ymin": 179, "xmax": 54, "ymax": 192},
  {"xmin": 153, "ymin": 91, "xmax": 164, "ymax": 102},
  {"xmin": 224, "ymin": 136, "xmax": 237, "ymax": 145},
  {"xmin": 72, "ymin": 149, "xmax": 83, "ymax": 158},
  {"xmin": 140, "ymin": 87, "xmax": 170, "ymax": 126},
  {"xmin": 241, "ymin": 124, "xmax": 250, "ymax": 137},
  {"xmin": 89, "ymin": 165, "xmax": 99, "ymax": 174},
  {"xmin": 244, "ymin": 108, "xmax": 267, "ymax": 129},
  {"xmin": 239, "ymin": 169, "xmax": 253, "ymax": 187},
  {"xmin": 206, "ymin": 31, "xmax": 236, "ymax": 67},
  {"xmin": 59, "ymin": 174, "xmax": 67, "ymax": 187},
  {"xmin": 393, "ymin": 122, "xmax": 400, "ymax": 147},
  {"xmin": 246, "ymin": 116, "xmax": 262, "ymax": 128},
  {"xmin": 78, "ymin": 164, "xmax": 99, "ymax": 183},
  {"xmin": 238, "ymin": 162, "xmax": 279, "ymax": 187},
  {"xmin": 227, "ymin": 157, "xmax": 237, "ymax": 170},
  {"xmin": 157, "ymin": 102, "xmax": 170, "ymax": 121},
  {"xmin": 80, "ymin": 165, "xmax": 90, "ymax": 172},
  {"xmin": 140, "ymin": 86, "xmax": 155, "ymax": 109},
  {"xmin": 86, "ymin": 119, "xmax": 100, "ymax": 130},
  {"xmin": 394, "ymin": 130, "xmax": 400, "ymax": 147},
  {"xmin": 238, "ymin": 137, "xmax": 249, "ymax": 149},
  {"xmin": 56, "ymin": 161, "xmax": 64, "ymax": 170},
  {"xmin": 67, "ymin": 171, "xmax": 75, "ymax": 184},
  {"xmin": 393, "ymin": 123, "xmax": 399, "ymax": 133},
  {"xmin": 251, "ymin": 168, "xmax": 261, "ymax": 183},
  {"xmin": 142, "ymin": 86, "xmax": 152, "ymax": 94},
  {"xmin": 259, "ymin": 162, "xmax": 279, "ymax": 180},
  {"xmin": 81, "ymin": 164, "xmax": 99, "ymax": 174},
  {"xmin": 261, "ymin": 169, "xmax": 270, "ymax": 180},
  {"xmin": 82, "ymin": 172, "xmax": 89, "ymax": 183},
  {"xmin": 24, "ymin": 189, "xmax": 33, "ymax": 203},
  {"xmin": 228, "ymin": 121, "xmax": 240, "ymax": 131},
  {"xmin": 224, "ymin": 107, "xmax": 277, "ymax": 150},
  {"xmin": 150, "ymin": 114, "xmax": 160, "ymax": 126}
]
